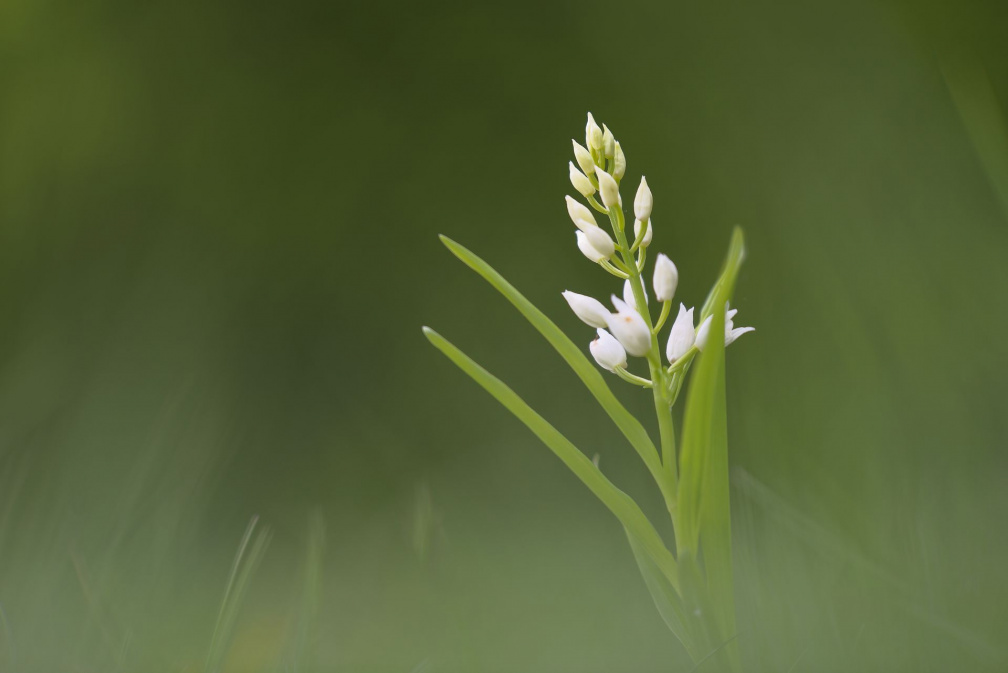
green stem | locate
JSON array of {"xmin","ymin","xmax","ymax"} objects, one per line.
[
  {"xmin": 613, "ymin": 366, "xmax": 653, "ymax": 388},
  {"xmin": 606, "ymin": 203, "xmax": 680, "ymax": 521},
  {"xmin": 654, "ymin": 301, "xmax": 672, "ymax": 333},
  {"xmin": 630, "ymin": 216, "xmax": 649, "ymax": 252},
  {"xmin": 586, "ymin": 194, "xmax": 607, "ymax": 213},
  {"xmin": 599, "ymin": 260, "xmax": 629, "ymax": 279}
]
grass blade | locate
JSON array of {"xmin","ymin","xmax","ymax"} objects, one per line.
[
  {"xmin": 438, "ymin": 236, "xmax": 670, "ymax": 504},
  {"xmin": 205, "ymin": 515, "xmax": 272, "ymax": 673},
  {"xmin": 423, "ymin": 326, "xmax": 679, "ymax": 592},
  {"xmin": 283, "ymin": 510, "xmax": 325, "ymax": 673}
]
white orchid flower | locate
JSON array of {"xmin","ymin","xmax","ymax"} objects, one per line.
[{"xmin": 606, "ymin": 296, "xmax": 652, "ymax": 357}]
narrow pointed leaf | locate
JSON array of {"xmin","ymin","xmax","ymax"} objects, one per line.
[
  {"xmin": 625, "ymin": 527, "xmax": 699, "ymax": 659},
  {"xmin": 438, "ymin": 236, "xmax": 671, "ymax": 505},
  {"xmin": 678, "ymin": 227, "xmax": 745, "ymax": 553},
  {"xmin": 423, "ymin": 326, "xmax": 679, "ymax": 592},
  {"xmin": 676, "ymin": 228, "xmax": 745, "ymax": 670}
]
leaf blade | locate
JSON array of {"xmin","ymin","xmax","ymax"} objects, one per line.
[
  {"xmin": 438, "ymin": 236, "xmax": 671, "ymax": 504},
  {"xmin": 675, "ymin": 227, "xmax": 745, "ymax": 670},
  {"xmin": 423, "ymin": 326, "xmax": 679, "ymax": 592}
]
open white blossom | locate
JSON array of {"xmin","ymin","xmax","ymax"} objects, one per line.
[
  {"xmin": 606, "ymin": 296, "xmax": 652, "ymax": 357},
  {"xmin": 590, "ymin": 328, "xmax": 627, "ymax": 372},
  {"xmin": 666, "ymin": 304, "xmax": 695, "ymax": 362},
  {"xmin": 695, "ymin": 303, "xmax": 754, "ymax": 351},
  {"xmin": 562, "ymin": 291, "xmax": 609, "ymax": 328},
  {"xmin": 725, "ymin": 303, "xmax": 755, "ymax": 345}
]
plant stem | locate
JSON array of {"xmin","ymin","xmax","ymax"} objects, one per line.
[{"xmin": 606, "ymin": 204, "xmax": 680, "ymax": 524}]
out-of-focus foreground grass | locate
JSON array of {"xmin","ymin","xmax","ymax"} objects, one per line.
[{"xmin": 1, "ymin": 0, "xmax": 1006, "ymax": 671}]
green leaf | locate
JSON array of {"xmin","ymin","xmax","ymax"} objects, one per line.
[
  {"xmin": 677, "ymin": 227, "xmax": 744, "ymax": 555},
  {"xmin": 675, "ymin": 227, "xmax": 745, "ymax": 671},
  {"xmin": 437, "ymin": 236, "xmax": 672, "ymax": 506},
  {"xmin": 625, "ymin": 527, "xmax": 699, "ymax": 660},
  {"xmin": 423, "ymin": 326, "xmax": 679, "ymax": 592}
]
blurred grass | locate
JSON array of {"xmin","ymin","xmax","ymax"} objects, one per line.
[{"xmin": 0, "ymin": 0, "xmax": 1007, "ymax": 670}]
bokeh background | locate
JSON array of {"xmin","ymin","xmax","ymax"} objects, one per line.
[{"xmin": 1, "ymin": 0, "xmax": 1007, "ymax": 670}]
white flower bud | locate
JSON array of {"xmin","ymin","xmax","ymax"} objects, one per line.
[
  {"xmin": 590, "ymin": 328, "xmax": 627, "ymax": 372},
  {"xmin": 565, "ymin": 196, "xmax": 597, "ymax": 229},
  {"xmin": 569, "ymin": 162, "xmax": 596, "ymax": 198},
  {"xmin": 634, "ymin": 176, "xmax": 653, "ymax": 221},
  {"xmin": 586, "ymin": 113, "xmax": 604, "ymax": 152},
  {"xmin": 606, "ymin": 296, "xmax": 652, "ymax": 357},
  {"xmin": 602, "ymin": 124, "xmax": 616, "ymax": 158},
  {"xmin": 613, "ymin": 141, "xmax": 626, "ymax": 180},
  {"xmin": 695, "ymin": 314, "xmax": 713, "ymax": 351},
  {"xmin": 562, "ymin": 291, "xmax": 609, "ymax": 329},
  {"xmin": 576, "ymin": 231, "xmax": 605, "ymax": 262},
  {"xmin": 666, "ymin": 304, "xmax": 695, "ymax": 362},
  {"xmin": 622, "ymin": 278, "xmax": 647, "ymax": 309},
  {"xmin": 634, "ymin": 218, "xmax": 652, "ymax": 247},
  {"xmin": 572, "ymin": 140, "xmax": 596, "ymax": 177},
  {"xmin": 583, "ymin": 226, "xmax": 615, "ymax": 258},
  {"xmin": 653, "ymin": 253, "xmax": 678, "ymax": 302},
  {"xmin": 596, "ymin": 167, "xmax": 619, "ymax": 209},
  {"xmin": 576, "ymin": 230, "xmax": 612, "ymax": 262}
]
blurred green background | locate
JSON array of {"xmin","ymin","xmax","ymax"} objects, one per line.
[{"xmin": 1, "ymin": 0, "xmax": 1007, "ymax": 670}]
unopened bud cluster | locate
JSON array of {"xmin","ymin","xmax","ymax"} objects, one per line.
[{"xmin": 562, "ymin": 113, "xmax": 752, "ymax": 389}]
